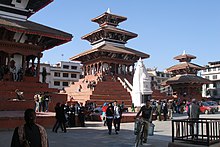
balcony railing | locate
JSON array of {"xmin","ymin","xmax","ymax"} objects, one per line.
[{"xmin": 172, "ymin": 118, "xmax": 220, "ymax": 146}]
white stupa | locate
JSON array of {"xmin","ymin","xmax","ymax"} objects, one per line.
[{"xmin": 132, "ymin": 58, "xmax": 152, "ymax": 107}]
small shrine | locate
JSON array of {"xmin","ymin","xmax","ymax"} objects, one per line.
[{"xmin": 163, "ymin": 51, "xmax": 211, "ymax": 101}]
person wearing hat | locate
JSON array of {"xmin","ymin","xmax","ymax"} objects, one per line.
[
  {"xmin": 11, "ymin": 108, "xmax": 48, "ymax": 147},
  {"xmin": 135, "ymin": 99, "xmax": 153, "ymax": 143}
]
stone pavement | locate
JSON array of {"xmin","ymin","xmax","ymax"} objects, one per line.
[
  {"xmin": 1, "ymin": 112, "xmax": 220, "ymax": 147},
  {"xmin": 0, "ymin": 118, "xmax": 171, "ymax": 147}
]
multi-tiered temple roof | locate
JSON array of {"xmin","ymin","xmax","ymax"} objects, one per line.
[
  {"xmin": 0, "ymin": 0, "xmax": 72, "ymax": 54},
  {"xmin": 165, "ymin": 51, "xmax": 210, "ymax": 85},
  {"xmin": 70, "ymin": 10, "xmax": 149, "ymax": 64},
  {"xmin": 166, "ymin": 51, "xmax": 203, "ymax": 75},
  {"xmin": 163, "ymin": 51, "xmax": 211, "ymax": 100}
]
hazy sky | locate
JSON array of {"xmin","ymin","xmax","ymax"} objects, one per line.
[{"xmin": 30, "ymin": 0, "xmax": 220, "ymax": 71}]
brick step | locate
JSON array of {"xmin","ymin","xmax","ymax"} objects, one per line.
[
  {"xmin": 0, "ymin": 91, "xmax": 62, "ymax": 101},
  {"xmin": 0, "ymin": 96, "xmax": 66, "ymax": 111},
  {"xmin": 94, "ymin": 87, "xmax": 127, "ymax": 90},
  {"xmin": 0, "ymin": 100, "xmax": 35, "ymax": 111},
  {"xmin": 95, "ymin": 84, "xmax": 124, "ymax": 88},
  {"xmin": 92, "ymin": 91, "xmax": 130, "ymax": 95},
  {"xmin": 23, "ymin": 76, "xmax": 39, "ymax": 82},
  {"xmin": 0, "ymin": 81, "xmax": 49, "ymax": 89},
  {"xmin": 68, "ymin": 91, "xmax": 92, "ymax": 96},
  {"xmin": 90, "ymin": 97, "xmax": 131, "ymax": 101},
  {"xmin": 91, "ymin": 94, "xmax": 130, "ymax": 97},
  {"xmin": 0, "ymin": 114, "xmax": 56, "ymax": 129},
  {"xmin": 0, "ymin": 89, "xmax": 58, "ymax": 97},
  {"xmin": 69, "ymin": 95, "xmax": 91, "ymax": 101}
]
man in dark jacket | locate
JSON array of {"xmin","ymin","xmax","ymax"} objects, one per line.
[
  {"xmin": 135, "ymin": 99, "xmax": 153, "ymax": 143},
  {"xmin": 106, "ymin": 102, "xmax": 114, "ymax": 135}
]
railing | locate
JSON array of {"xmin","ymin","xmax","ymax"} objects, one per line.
[
  {"xmin": 117, "ymin": 77, "xmax": 132, "ymax": 93},
  {"xmin": 172, "ymin": 118, "xmax": 220, "ymax": 146}
]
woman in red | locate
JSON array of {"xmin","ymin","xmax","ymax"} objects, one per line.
[{"xmin": 102, "ymin": 102, "xmax": 108, "ymax": 126}]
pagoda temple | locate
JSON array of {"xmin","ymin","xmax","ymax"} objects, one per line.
[
  {"xmin": 66, "ymin": 10, "xmax": 149, "ymax": 107},
  {"xmin": 0, "ymin": 1, "xmax": 72, "ymax": 114},
  {"xmin": 163, "ymin": 51, "xmax": 211, "ymax": 101}
]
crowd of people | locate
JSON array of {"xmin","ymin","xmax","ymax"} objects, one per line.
[
  {"xmin": 52, "ymin": 101, "xmax": 87, "ymax": 133},
  {"xmin": 9, "ymin": 97, "xmax": 206, "ymax": 146},
  {"xmin": 34, "ymin": 92, "xmax": 51, "ymax": 112}
]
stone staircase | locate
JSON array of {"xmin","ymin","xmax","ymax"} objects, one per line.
[
  {"xmin": 65, "ymin": 75, "xmax": 132, "ymax": 107},
  {"xmin": 0, "ymin": 76, "xmax": 67, "ymax": 111}
]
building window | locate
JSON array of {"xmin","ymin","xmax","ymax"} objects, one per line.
[
  {"xmin": 205, "ymin": 76, "xmax": 209, "ymax": 79},
  {"xmin": 213, "ymin": 68, "xmax": 216, "ymax": 71},
  {"xmin": 54, "ymin": 81, "xmax": 60, "ymax": 86},
  {"xmin": 63, "ymin": 65, "xmax": 69, "ymax": 69},
  {"xmin": 213, "ymin": 75, "xmax": 217, "ymax": 80},
  {"xmin": 71, "ymin": 74, "xmax": 77, "ymax": 78},
  {"xmin": 63, "ymin": 73, "xmax": 68, "ymax": 77},
  {"xmin": 62, "ymin": 82, "xmax": 69, "ymax": 86},
  {"xmin": 54, "ymin": 72, "xmax": 60, "ymax": 77},
  {"xmin": 208, "ymin": 68, "xmax": 211, "ymax": 72},
  {"xmin": 218, "ymin": 67, "xmax": 220, "ymax": 71},
  {"xmin": 71, "ymin": 66, "xmax": 77, "ymax": 70}
]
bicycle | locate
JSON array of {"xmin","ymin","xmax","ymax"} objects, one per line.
[{"xmin": 134, "ymin": 118, "xmax": 148, "ymax": 147}]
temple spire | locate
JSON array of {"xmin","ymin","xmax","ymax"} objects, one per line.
[
  {"xmin": 182, "ymin": 50, "xmax": 186, "ymax": 55},
  {"xmin": 107, "ymin": 8, "xmax": 111, "ymax": 14}
]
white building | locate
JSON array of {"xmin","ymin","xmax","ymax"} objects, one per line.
[
  {"xmin": 39, "ymin": 61, "xmax": 82, "ymax": 89},
  {"xmin": 147, "ymin": 68, "xmax": 173, "ymax": 96},
  {"xmin": 201, "ymin": 61, "xmax": 220, "ymax": 98}
]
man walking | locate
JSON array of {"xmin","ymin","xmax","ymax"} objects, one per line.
[
  {"xmin": 189, "ymin": 98, "xmax": 200, "ymax": 139},
  {"xmin": 113, "ymin": 100, "xmax": 121, "ymax": 134},
  {"xmin": 106, "ymin": 103, "xmax": 114, "ymax": 135}
]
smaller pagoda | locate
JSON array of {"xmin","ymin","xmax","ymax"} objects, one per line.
[{"xmin": 163, "ymin": 51, "xmax": 211, "ymax": 101}]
